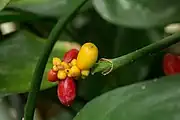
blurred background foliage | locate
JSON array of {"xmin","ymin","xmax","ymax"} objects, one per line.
[{"xmin": 0, "ymin": 0, "xmax": 180, "ymax": 120}]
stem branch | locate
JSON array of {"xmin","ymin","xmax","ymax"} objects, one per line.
[{"xmin": 92, "ymin": 32, "xmax": 180, "ymax": 75}]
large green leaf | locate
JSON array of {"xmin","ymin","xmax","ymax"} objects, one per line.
[
  {"xmin": 74, "ymin": 74, "xmax": 180, "ymax": 120},
  {"xmin": 0, "ymin": 0, "xmax": 10, "ymax": 11},
  {"xmin": 7, "ymin": 0, "xmax": 92, "ymax": 17},
  {"xmin": 7, "ymin": 0, "xmax": 68, "ymax": 17},
  {"xmin": 0, "ymin": 30, "xmax": 76, "ymax": 93},
  {"xmin": 93, "ymin": 0, "xmax": 180, "ymax": 28}
]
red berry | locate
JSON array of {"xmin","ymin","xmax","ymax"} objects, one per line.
[
  {"xmin": 47, "ymin": 69, "xmax": 58, "ymax": 82},
  {"xmin": 63, "ymin": 49, "xmax": 79, "ymax": 63},
  {"xmin": 57, "ymin": 77, "xmax": 76, "ymax": 106},
  {"xmin": 163, "ymin": 53, "xmax": 180, "ymax": 75}
]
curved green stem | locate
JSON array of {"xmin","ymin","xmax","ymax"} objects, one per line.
[
  {"xmin": 24, "ymin": 0, "xmax": 88, "ymax": 120},
  {"xmin": 92, "ymin": 32, "xmax": 180, "ymax": 75}
]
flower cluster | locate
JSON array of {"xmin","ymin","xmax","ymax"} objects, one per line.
[{"xmin": 47, "ymin": 42, "xmax": 98, "ymax": 106}]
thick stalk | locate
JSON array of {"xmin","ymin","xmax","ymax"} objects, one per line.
[{"xmin": 24, "ymin": 0, "xmax": 88, "ymax": 120}]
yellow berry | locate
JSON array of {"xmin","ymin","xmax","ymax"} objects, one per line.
[
  {"xmin": 77, "ymin": 42, "xmax": 98, "ymax": 70},
  {"xmin": 69, "ymin": 66, "xmax": 81, "ymax": 77},
  {"xmin": 71, "ymin": 59, "xmax": 77, "ymax": 66},
  {"xmin": 53, "ymin": 57, "xmax": 61, "ymax": 65},
  {"xmin": 61, "ymin": 62, "xmax": 70, "ymax": 69},
  {"xmin": 57, "ymin": 70, "xmax": 67, "ymax": 80},
  {"xmin": 81, "ymin": 70, "xmax": 90, "ymax": 77},
  {"xmin": 52, "ymin": 65, "xmax": 59, "ymax": 71}
]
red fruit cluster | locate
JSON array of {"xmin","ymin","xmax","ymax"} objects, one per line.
[
  {"xmin": 47, "ymin": 49, "xmax": 79, "ymax": 106},
  {"xmin": 163, "ymin": 53, "xmax": 180, "ymax": 75}
]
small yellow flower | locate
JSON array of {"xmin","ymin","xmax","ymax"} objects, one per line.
[
  {"xmin": 52, "ymin": 65, "xmax": 59, "ymax": 71},
  {"xmin": 57, "ymin": 65, "xmax": 64, "ymax": 70},
  {"xmin": 69, "ymin": 66, "xmax": 81, "ymax": 77},
  {"xmin": 65, "ymin": 68, "xmax": 70, "ymax": 74},
  {"xmin": 57, "ymin": 70, "xmax": 66, "ymax": 80},
  {"xmin": 71, "ymin": 59, "xmax": 77, "ymax": 66},
  {"xmin": 68, "ymin": 73, "xmax": 72, "ymax": 77},
  {"xmin": 81, "ymin": 70, "xmax": 90, "ymax": 77},
  {"xmin": 68, "ymin": 63, "xmax": 72, "ymax": 67},
  {"xmin": 61, "ymin": 62, "xmax": 70, "ymax": 69},
  {"xmin": 53, "ymin": 57, "xmax": 61, "ymax": 65}
]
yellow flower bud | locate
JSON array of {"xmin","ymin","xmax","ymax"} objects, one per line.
[
  {"xmin": 77, "ymin": 42, "xmax": 98, "ymax": 70},
  {"xmin": 69, "ymin": 66, "xmax": 81, "ymax": 77},
  {"xmin": 57, "ymin": 70, "xmax": 67, "ymax": 80},
  {"xmin": 57, "ymin": 65, "xmax": 64, "ymax": 70},
  {"xmin": 53, "ymin": 57, "xmax": 61, "ymax": 65},
  {"xmin": 65, "ymin": 69, "xmax": 70, "ymax": 74},
  {"xmin": 61, "ymin": 62, "xmax": 70, "ymax": 69},
  {"xmin": 68, "ymin": 63, "xmax": 72, "ymax": 67},
  {"xmin": 52, "ymin": 65, "xmax": 59, "ymax": 71},
  {"xmin": 71, "ymin": 59, "xmax": 77, "ymax": 66},
  {"xmin": 68, "ymin": 73, "xmax": 72, "ymax": 77},
  {"xmin": 81, "ymin": 70, "xmax": 90, "ymax": 77}
]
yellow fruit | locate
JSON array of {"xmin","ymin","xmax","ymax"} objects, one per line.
[
  {"xmin": 71, "ymin": 59, "xmax": 77, "ymax": 66},
  {"xmin": 81, "ymin": 70, "xmax": 90, "ymax": 77},
  {"xmin": 52, "ymin": 65, "xmax": 59, "ymax": 71},
  {"xmin": 77, "ymin": 42, "xmax": 98, "ymax": 70},
  {"xmin": 61, "ymin": 62, "xmax": 70, "ymax": 69},
  {"xmin": 57, "ymin": 70, "xmax": 67, "ymax": 80},
  {"xmin": 69, "ymin": 66, "xmax": 81, "ymax": 77},
  {"xmin": 53, "ymin": 57, "xmax": 61, "ymax": 65}
]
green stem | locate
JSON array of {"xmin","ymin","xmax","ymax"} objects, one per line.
[
  {"xmin": 92, "ymin": 32, "xmax": 180, "ymax": 75},
  {"xmin": 24, "ymin": 0, "xmax": 88, "ymax": 120}
]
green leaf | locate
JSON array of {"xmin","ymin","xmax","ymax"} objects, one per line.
[
  {"xmin": 0, "ymin": 30, "xmax": 75, "ymax": 93},
  {"xmin": 7, "ymin": 0, "xmax": 67, "ymax": 17},
  {"xmin": 7, "ymin": 0, "xmax": 92, "ymax": 17},
  {"xmin": 92, "ymin": 0, "xmax": 180, "ymax": 28},
  {"xmin": 74, "ymin": 74, "xmax": 180, "ymax": 120},
  {"xmin": 0, "ymin": 0, "xmax": 10, "ymax": 11}
]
